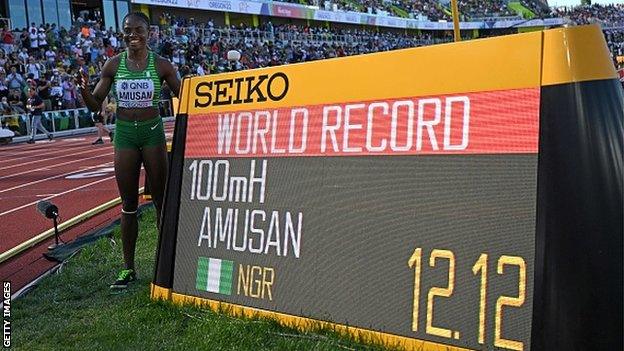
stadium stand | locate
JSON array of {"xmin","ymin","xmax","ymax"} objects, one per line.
[
  {"xmin": 1, "ymin": 3, "xmax": 623, "ymax": 137},
  {"xmin": 458, "ymin": 0, "xmax": 517, "ymax": 20},
  {"xmin": 519, "ymin": 0, "xmax": 552, "ymax": 18},
  {"xmin": 552, "ymin": 4, "xmax": 624, "ymax": 27},
  {"xmin": 275, "ymin": 0, "xmax": 450, "ymax": 20}
]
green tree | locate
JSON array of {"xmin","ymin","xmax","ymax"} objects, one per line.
[{"xmin": 581, "ymin": 0, "xmax": 591, "ymax": 5}]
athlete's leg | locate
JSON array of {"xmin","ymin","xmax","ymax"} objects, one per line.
[
  {"xmin": 114, "ymin": 148, "xmax": 142, "ymax": 271},
  {"xmin": 141, "ymin": 143, "xmax": 168, "ymax": 228}
]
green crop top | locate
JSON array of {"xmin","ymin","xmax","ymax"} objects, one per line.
[{"xmin": 113, "ymin": 51, "xmax": 161, "ymax": 108}]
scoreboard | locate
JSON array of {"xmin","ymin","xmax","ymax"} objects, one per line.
[{"xmin": 152, "ymin": 25, "xmax": 622, "ymax": 351}]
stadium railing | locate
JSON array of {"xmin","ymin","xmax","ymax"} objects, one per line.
[
  {"xmin": 470, "ymin": 15, "xmax": 523, "ymax": 22},
  {"xmin": 0, "ymin": 107, "xmax": 92, "ymax": 142},
  {"xmin": 0, "ymin": 99, "xmax": 174, "ymax": 144}
]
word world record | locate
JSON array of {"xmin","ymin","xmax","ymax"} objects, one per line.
[{"xmin": 185, "ymin": 89, "xmax": 539, "ymax": 158}]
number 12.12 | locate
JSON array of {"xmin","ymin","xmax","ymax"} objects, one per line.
[{"xmin": 408, "ymin": 248, "xmax": 526, "ymax": 351}]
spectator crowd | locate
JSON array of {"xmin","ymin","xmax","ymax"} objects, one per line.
[
  {"xmin": 282, "ymin": 0, "xmax": 450, "ymax": 20},
  {"xmin": 458, "ymin": 0, "xmax": 516, "ymax": 19},
  {"xmin": 157, "ymin": 14, "xmax": 443, "ymax": 76},
  {"xmin": 281, "ymin": 0, "xmax": 531, "ymax": 21},
  {"xmin": 279, "ymin": 0, "xmax": 624, "ymax": 25},
  {"xmin": 1, "ymin": 3, "xmax": 623, "ymax": 135},
  {"xmin": 552, "ymin": 3, "xmax": 624, "ymax": 27}
]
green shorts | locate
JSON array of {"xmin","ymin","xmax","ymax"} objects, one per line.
[{"xmin": 114, "ymin": 116, "xmax": 166, "ymax": 150}]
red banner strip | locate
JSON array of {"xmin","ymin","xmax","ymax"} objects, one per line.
[{"xmin": 185, "ymin": 88, "xmax": 540, "ymax": 158}]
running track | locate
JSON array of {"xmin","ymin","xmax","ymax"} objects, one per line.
[{"xmin": 0, "ymin": 121, "xmax": 174, "ymax": 291}]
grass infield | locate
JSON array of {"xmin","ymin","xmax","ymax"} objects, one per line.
[{"xmin": 10, "ymin": 206, "xmax": 392, "ymax": 351}]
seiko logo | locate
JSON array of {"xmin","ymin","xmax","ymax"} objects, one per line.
[{"xmin": 194, "ymin": 72, "xmax": 289, "ymax": 108}]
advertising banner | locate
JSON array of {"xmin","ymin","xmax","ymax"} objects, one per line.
[
  {"xmin": 132, "ymin": 0, "xmax": 265, "ymax": 15},
  {"xmin": 270, "ymin": 3, "xmax": 308, "ymax": 19},
  {"xmin": 313, "ymin": 10, "xmax": 363, "ymax": 25},
  {"xmin": 375, "ymin": 16, "xmax": 408, "ymax": 28},
  {"xmin": 132, "ymin": 0, "xmax": 564, "ymax": 30}
]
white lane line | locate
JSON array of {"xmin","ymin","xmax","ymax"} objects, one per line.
[
  {"xmin": 80, "ymin": 163, "xmax": 113, "ymax": 169},
  {"xmin": 0, "ymin": 123, "xmax": 171, "ymax": 154},
  {"xmin": 0, "ymin": 138, "xmax": 92, "ymax": 155},
  {"xmin": 0, "ymin": 162, "xmax": 112, "ymax": 194},
  {"xmin": 0, "ymin": 144, "xmax": 100, "ymax": 164},
  {"xmin": 0, "ymin": 148, "xmax": 111, "ymax": 171},
  {"xmin": 0, "ymin": 152, "xmax": 114, "ymax": 181},
  {"xmin": 0, "ymin": 175, "xmax": 116, "ymax": 217}
]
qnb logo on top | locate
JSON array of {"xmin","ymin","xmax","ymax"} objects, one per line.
[{"xmin": 116, "ymin": 79, "xmax": 154, "ymax": 108}]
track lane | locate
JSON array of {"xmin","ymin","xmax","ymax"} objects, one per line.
[
  {"xmin": 0, "ymin": 153, "xmax": 114, "ymax": 193},
  {"xmin": 0, "ymin": 163, "xmax": 148, "ymax": 252},
  {"xmin": 0, "ymin": 147, "xmax": 117, "ymax": 172},
  {"xmin": 0, "ymin": 122, "xmax": 171, "ymax": 257},
  {"xmin": 0, "ymin": 142, "xmax": 102, "ymax": 166},
  {"xmin": 0, "ymin": 152, "xmax": 115, "ymax": 181},
  {"xmin": 0, "ymin": 176, "xmax": 116, "ymax": 217},
  {"xmin": 0, "ymin": 162, "xmax": 113, "ymax": 195},
  {"xmin": 0, "ymin": 137, "xmax": 95, "ymax": 153},
  {"xmin": 0, "ymin": 177, "xmax": 122, "ymax": 251},
  {"xmin": 0, "ymin": 126, "xmax": 172, "ymax": 180}
]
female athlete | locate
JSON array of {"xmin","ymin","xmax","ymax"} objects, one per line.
[{"xmin": 77, "ymin": 12, "xmax": 180, "ymax": 290}]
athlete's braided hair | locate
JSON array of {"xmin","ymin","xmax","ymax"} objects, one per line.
[{"xmin": 122, "ymin": 12, "xmax": 150, "ymax": 28}]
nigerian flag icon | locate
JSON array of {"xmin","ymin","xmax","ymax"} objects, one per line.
[{"xmin": 196, "ymin": 257, "xmax": 234, "ymax": 295}]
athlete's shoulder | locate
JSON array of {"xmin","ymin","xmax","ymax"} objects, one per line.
[
  {"xmin": 152, "ymin": 53, "xmax": 172, "ymax": 65},
  {"xmin": 153, "ymin": 53, "xmax": 175, "ymax": 76},
  {"xmin": 101, "ymin": 54, "xmax": 122, "ymax": 77}
]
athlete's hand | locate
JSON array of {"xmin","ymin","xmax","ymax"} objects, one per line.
[{"xmin": 75, "ymin": 68, "xmax": 89, "ymax": 90}]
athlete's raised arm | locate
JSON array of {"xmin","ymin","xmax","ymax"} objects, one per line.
[{"xmin": 77, "ymin": 55, "xmax": 120, "ymax": 112}]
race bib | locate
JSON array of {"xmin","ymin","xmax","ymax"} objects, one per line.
[{"xmin": 116, "ymin": 79, "xmax": 154, "ymax": 108}]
